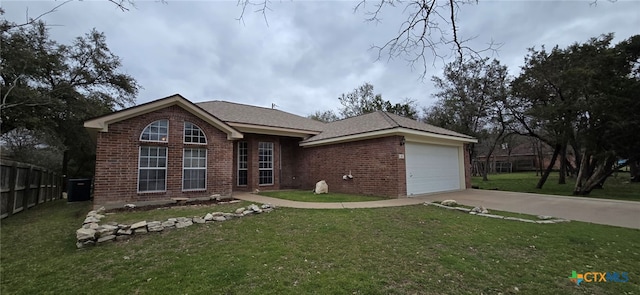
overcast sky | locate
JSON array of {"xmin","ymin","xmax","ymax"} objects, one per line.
[{"xmin": 3, "ymin": 0, "xmax": 639, "ymax": 117}]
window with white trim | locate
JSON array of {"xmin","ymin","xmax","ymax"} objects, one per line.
[
  {"xmin": 183, "ymin": 148, "xmax": 207, "ymax": 190},
  {"xmin": 138, "ymin": 146, "xmax": 167, "ymax": 192},
  {"xmin": 237, "ymin": 141, "xmax": 248, "ymax": 186},
  {"xmin": 258, "ymin": 142, "xmax": 273, "ymax": 185},
  {"xmin": 184, "ymin": 122, "xmax": 207, "ymax": 144},
  {"xmin": 140, "ymin": 120, "xmax": 169, "ymax": 142}
]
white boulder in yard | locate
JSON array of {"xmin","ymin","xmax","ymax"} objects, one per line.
[{"xmin": 314, "ymin": 180, "xmax": 328, "ymax": 194}]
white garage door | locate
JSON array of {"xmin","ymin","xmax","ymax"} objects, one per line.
[{"xmin": 405, "ymin": 142, "xmax": 461, "ymax": 196}]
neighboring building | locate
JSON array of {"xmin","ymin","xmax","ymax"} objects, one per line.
[
  {"xmin": 475, "ymin": 141, "xmax": 566, "ymax": 173},
  {"xmin": 84, "ymin": 94, "xmax": 476, "ymax": 207}
]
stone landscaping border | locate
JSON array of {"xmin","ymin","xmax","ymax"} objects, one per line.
[
  {"xmin": 425, "ymin": 201, "xmax": 570, "ymax": 224},
  {"xmin": 76, "ymin": 202, "xmax": 275, "ymax": 248}
]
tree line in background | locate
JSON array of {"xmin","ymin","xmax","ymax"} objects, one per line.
[
  {"xmin": 0, "ymin": 11, "xmax": 139, "ymax": 178},
  {"xmin": 309, "ymin": 83, "xmax": 420, "ymax": 122},
  {"xmin": 312, "ymin": 33, "xmax": 640, "ymax": 195}
]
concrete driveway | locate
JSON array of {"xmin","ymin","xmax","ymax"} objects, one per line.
[
  {"xmin": 234, "ymin": 190, "xmax": 640, "ymax": 229},
  {"xmin": 427, "ymin": 190, "xmax": 640, "ymax": 229}
]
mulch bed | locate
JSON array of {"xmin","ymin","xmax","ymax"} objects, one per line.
[{"xmin": 105, "ymin": 199, "xmax": 239, "ymax": 213}]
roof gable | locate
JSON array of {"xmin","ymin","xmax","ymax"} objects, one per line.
[
  {"xmin": 383, "ymin": 112, "xmax": 475, "ymax": 139},
  {"xmin": 196, "ymin": 101, "xmax": 325, "ymax": 137},
  {"xmin": 302, "ymin": 112, "xmax": 395, "ymax": 142},
  {"xmin": 300, "ymin": 111, "xmax": 476, "ymax": 146},
  {"xmin": 84, "ymin": 94, "xmax": 243, "ymax": 140}
]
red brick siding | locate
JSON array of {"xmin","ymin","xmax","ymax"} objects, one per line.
[
  {"xmin": 299, "ymin": 136, "xmax": 406, "ymax": 197},
  {"xmin": 397, "ymin": 143, "xmax": 408, "ymax": 195},
  {"xmin": 93, "ymin": 105, "xmax": 233, "ymax": 206},
  {"xmin": 279, "ymin": 137, "xmax": 304, "ymax": 189},
  {"xmin": 232, "ymin": 134, "xmax": 300, "ymax": 192},
  {"xmin": 464, "ymin": 143, "xmax": 472, "ymax": 188}
]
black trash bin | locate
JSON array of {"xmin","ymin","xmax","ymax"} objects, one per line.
[{"xmin": 67, "ymin": 178, "xmax": 92, "ymax": 202}]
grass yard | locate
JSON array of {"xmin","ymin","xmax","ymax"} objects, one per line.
[
  {"xmin": 258, "ymin": 190, "xmax": 387, "ymax": 202},
  {"xmin": 1, "ymin": 199, "xmax": 639, "ymax": 294},
  {"xmin": 472, "ymin": 172, "xmax": 640, "ymax": 202}
]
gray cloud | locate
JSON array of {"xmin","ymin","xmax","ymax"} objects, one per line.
[{"xmin": 3, "ymin": 0, "xmax": 639, "ymax": 117}]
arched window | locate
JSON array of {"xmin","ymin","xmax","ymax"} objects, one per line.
[
  {"xmin": 140, "ymin": 120, "xmax": 169, "ymax": 142},
  {"xmin": 184, "ymin": 122, "xmax": 207, "ymax": 144},
  {"xmin": 138, "ymin": 119, "xmax": 168, "ymax": 192}
]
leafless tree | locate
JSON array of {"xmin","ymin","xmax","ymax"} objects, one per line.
[
  {"xmin": 0, "ymin": 1, "xmax": 71, "ymax": 30},
  {"xmin": 237, "ymin": 0, "xmax": 500, "ymax": 79},
  {"xmin": 106, "ymin": 0, "xmax": 138, "ymax": 11},
  {"xmin": 1, "ymin": 0, "xmax": 137, "ymax": 31}
]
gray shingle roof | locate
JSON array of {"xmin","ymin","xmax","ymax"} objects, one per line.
[
  {"xmin": 302, "ymin": 111, "xmax": 474, "ymax": 142},
  {"xmin": 195, "ymin": 100, "xmax": 473, "ymax": 142},
  {"xmin": 384, "ymin": 112, "xmax": 474, "ymax": 138},
  {"xmin": 196, "ymin": 101, "xmax": 326, "ymax": 132}
]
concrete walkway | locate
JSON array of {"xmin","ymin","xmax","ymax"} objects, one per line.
[
  {"xmin": 233, "ymin": 190, "xmax": 640, "ymax": 229},
  {"xmin": 232, "ymin": 192, "xmax": 428, "ymax": 209}
]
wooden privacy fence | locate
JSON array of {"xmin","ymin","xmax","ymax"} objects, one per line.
[{"xmin": 1, "ymin": 159, "xmax": 63, "ymax": 219}]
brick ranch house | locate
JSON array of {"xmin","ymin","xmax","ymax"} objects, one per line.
[{"xmin": 84, "ymin": 94, "xmax": 477, "ymax": 207}]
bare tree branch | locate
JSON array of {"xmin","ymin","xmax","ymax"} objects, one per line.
[
  {"xmin": 590, "ymin": 0, "xmax": 618, "ymax": 7},
  {"xmin": 234, "ymin": 0, "xmax": 501, "ymax": 79},
  {"xmin": 357, "ymin": 0, "xmax": 501, "ymax": 80},
  {"xmin": 236, "ymin": 0, "xmax": 273, "ymax": 26},
  {"xmin": 1, "ymin": 75, "xmax": 22, "ymax": 109},
  {"xmin": 107, "ymin": 0, "xmax": 136, "ymax": 12},
  {"xmin": 448, "ymin": 0, "xmax": 463, "ymax": 59},
  {"xmin": 0, "ymin": 73, "xmax": 53, "ymax": 132},
  {"xmin": 3, "ymin": 0, "xmax": 141, "ymax": 31},
  {"xmin": 4, "ymin": 0, "xmax": 73, "ymax": 30}
]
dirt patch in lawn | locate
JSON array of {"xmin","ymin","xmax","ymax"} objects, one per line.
[{"xmin": 104, "ymin": 199, "xmax": 240, "ymax": 214}]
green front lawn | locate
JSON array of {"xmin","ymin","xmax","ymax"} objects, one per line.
[
  {"xmin": 473, "ymin": 172, "xmax": 640, "ymax": 202},
  {"xmin": 259, "ymin": 190, "xmax": 387, "ymax": 202},
  {"xmin": 1, "ymin": 199, "xmax": 639, "ymax": 294}
]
